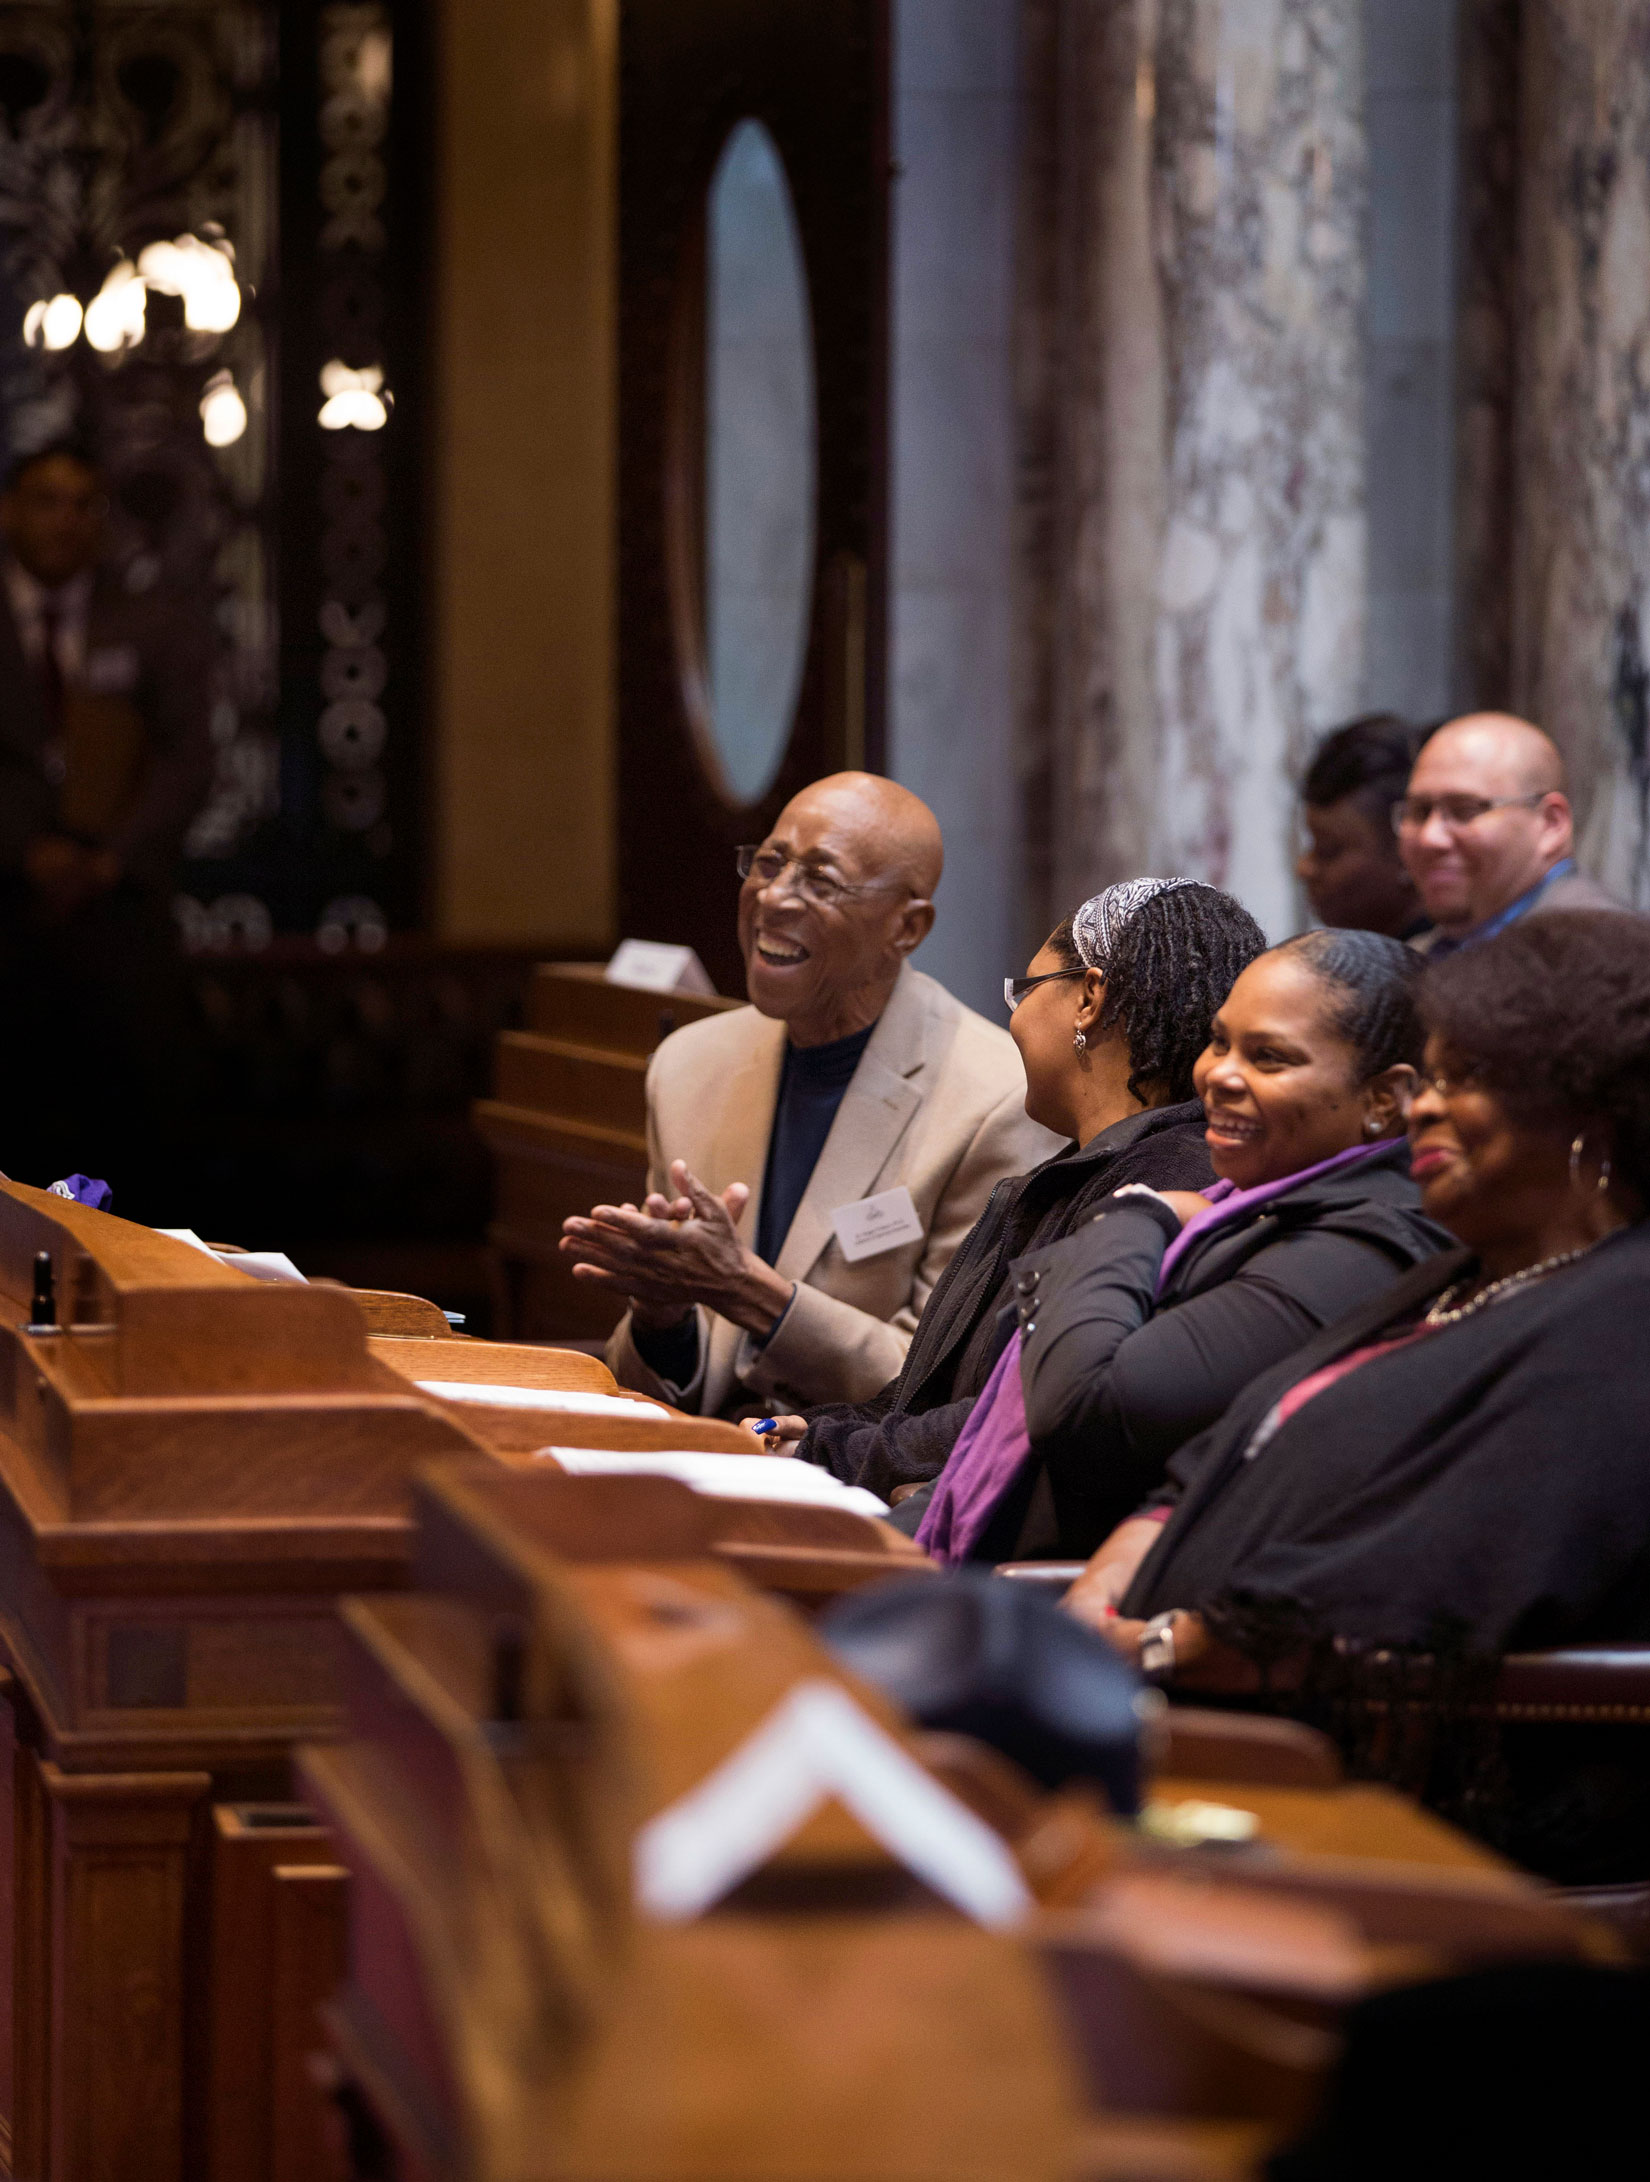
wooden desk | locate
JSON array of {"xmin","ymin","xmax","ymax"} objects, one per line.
[
  {"xmin": 301, "ymin": 1466, "xmax": 1608, "ymax": 2182},
  {"xmin": 302, "ymin": 1460, "xmax": 1082, "ymax": 2182},
  {"xmin": 474, "ymin": 963, "xmax": 738, "ymax": 1341},
  {"xmin": 0, "ymin": 1192, "xmax": 741, "ymax": 2179},
  {"xmin": 0, "ymin": 1202, "xmax": 939, "ymax": 2181}
]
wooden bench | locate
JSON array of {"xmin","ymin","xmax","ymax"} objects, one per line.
[{"xmin": 473, "ymin": 963, "xmax": 738, "ymax": 1341}]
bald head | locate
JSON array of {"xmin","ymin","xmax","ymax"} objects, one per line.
[
  {"xmin": 1399, "ymin": 712, "xmax": 1575, "ymax": 937},
  {"xmin": 776, "ymin": 772, "xmax": 944, "ymax": 898},
  {"xmin": 1418, "ymin": 713, "xmax": 1566, "ymax": 801},
  {"xmin": 738, "ymin": 773, "xmax": 944, "ymax": 1043}
]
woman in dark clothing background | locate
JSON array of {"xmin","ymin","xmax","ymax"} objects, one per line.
[
  {"xmin": 1068, "ymin": 911, "xmax": 1650, "ymax": 1670},
  {"xmin": 1296, "ymin": 712, "xmax": 1434, "ymax": 939},
  {"xmin": 911, "ymin": 929, "xmax": 1451, "ymax": 1562},
  {"xmin": 760, "ymin": 878, "xmax": 1268, "ymax": 1501}
]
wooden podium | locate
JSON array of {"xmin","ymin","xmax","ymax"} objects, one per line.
[
  {"xmin": 474, "ymin": 965, "xmax": 738, "ymax": 1342},
  {"xmin": 0, "ymin": 1183, "xmax": 765, "ymax": 2181}
]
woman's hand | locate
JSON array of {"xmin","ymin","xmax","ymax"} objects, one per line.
[
  {"xmin": 1062, "ymin": 1515, "xmax": 1168, "ymax": 1630},
  {"xmin": 1084, "ymin": 1609, "xmax": 1212, "ymax": 1673},
  {"xmin": 743, "ymin": 1413, "xmax": 807, "ymax": 1453},
  {"xmin": 1155, "ymin": 1190, "xmax": 1214, "ymax": 1227}
]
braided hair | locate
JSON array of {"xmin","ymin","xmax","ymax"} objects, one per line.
[
  {"xmin": 1048, "ymin": 882, "xmax": 1267, "ymax": 1103},
  {"xmin": 1273, "ymin": 927, "xmax": 1426, "ymax": 1079}
]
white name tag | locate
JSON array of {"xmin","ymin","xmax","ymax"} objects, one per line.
[
  {"xmin": 831, "ymin": 1184, "xmax": 924, "ymax": 1264},
  {"xmin": 605, "ymin": 938, "xmax": 716, "ymax": 995}
]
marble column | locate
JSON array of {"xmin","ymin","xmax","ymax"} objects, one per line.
[
  {"xmin": 1454, "ymin": 0, "xmax": 1522, "ymax": 712},
  {"xmin": 1511, "ymin": 0, "xmax": 1650, "ymax": 904},
  {"xmin": 1019, "ymin": 0, "xmax": 1368, "ymax": 941}
]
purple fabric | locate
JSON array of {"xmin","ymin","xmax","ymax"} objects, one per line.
[
  {"xmin": 48, "ymin": 1174, "xmax": 112, "ymax": 1210},
  {"xmin": 914, "ymin": 1333, "xmax": 1030, "ymax": 1565},
  {"xmin": 914, "ymin": 1136, "xmax": 1399, "ymax": 1566},
  {"xmin": 1154, "ymin": 1138, "xmax": 1392, "ymax": 1293}
]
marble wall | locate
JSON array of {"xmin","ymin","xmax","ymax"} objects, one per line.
[
  {"xmin": 1022, "ymin": 0, "xmax": 1369, "ymax": 944},
  {"xmin": 1365, "ymin": 0, "xmax": 1459, "ymax": 720},
  {"xmin": 1512, "ymin": 0, "xmax": 1650, "ymax": 905}
]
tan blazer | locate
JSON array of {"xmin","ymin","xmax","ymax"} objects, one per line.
[{"xmin": 606, "ymin": 963, "xmax": 1061, "ymax": 1417}]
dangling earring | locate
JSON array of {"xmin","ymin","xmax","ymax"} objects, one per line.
[
  {"xmin": 1570, "ymin": 1133, "xmax": 1612, "ymax": 1196},
  {"xmin": 1073, "ymin": 1029, "xmax": 1087, "ymax": 1058}
]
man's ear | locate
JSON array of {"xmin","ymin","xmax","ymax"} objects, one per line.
[
  {"xmin": 1537, "ymin": 790, "xmax": 1574, "ymax": 857},
  {"xmin": 891, "ymin": 896, "xmax": 935, "ymax": 957}
]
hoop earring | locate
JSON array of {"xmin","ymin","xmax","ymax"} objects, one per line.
[
  {"xmin": 1571, "ymin": 1133, "xmax": 1613, "ymax": 1197},
  {"xmin": 1073, "ymin": 1030, "xmax": 1087, "ymax": 1058}
]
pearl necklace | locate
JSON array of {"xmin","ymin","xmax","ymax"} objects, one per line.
[{"xmin": 1422, "ymin": 1246, "xmax": 1593, "ymax": 1329}]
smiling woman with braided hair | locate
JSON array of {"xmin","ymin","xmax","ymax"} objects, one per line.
[{"xmin": 759, "ymin": 878, "xmax": 1266, "ymax": 1502}]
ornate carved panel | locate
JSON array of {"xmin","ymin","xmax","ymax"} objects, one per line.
[{"xmin": 0, "ymin": 0, "xmax": 427, "ymax": 943}]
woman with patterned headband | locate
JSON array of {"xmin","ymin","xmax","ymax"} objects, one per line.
[
  {"xmin": 904, "ymin": 925, "xmax": 1455, "ymax": 1564},
  {"xmin": 757, "ymin": 877, "xmax": 1266, "ymax": 1496}
]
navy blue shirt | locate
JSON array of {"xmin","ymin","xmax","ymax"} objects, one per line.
[
  {"xmin": 755, "ymin": 1023, "xmax": 875, "ymax": 1265},
  {"xmin": 631, "ymin": 1020, "xmax": 876, "ymax": 1388}
]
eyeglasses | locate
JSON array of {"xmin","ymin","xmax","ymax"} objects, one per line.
[
  {"xmin": 1419, "ymin": 1064, "xmax": 1484, "ymax": 1099},
  {"xmin": 735, "ymin": 844, "xmax": 892, "ymax": 908},
  {"xmin": 1391, "ymin": 792, "xmax": 1546, "ymax": 836},
  {"xmin": 1003, "ymin": 967, "xmax": 1086, "ymax": 1014}
]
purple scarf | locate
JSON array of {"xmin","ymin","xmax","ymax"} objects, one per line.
[
  {"xmin": 1154, "ymin": 1138, "xmax": 1392, "ymax": 1292},
  {"xmin": 915, "ymin": 1137, "xmax": 1395, "ymax": 1566}
]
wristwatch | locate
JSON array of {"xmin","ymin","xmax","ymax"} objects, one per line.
[{"xmin": 1137, "ymin": 1611, "xmax": 1178, "ymax": 1681}]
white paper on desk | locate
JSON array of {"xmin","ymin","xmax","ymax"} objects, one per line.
[
  {"xmin": 634, "ymin": 1678, "xmax": 1030, "ymax": 1926},
  {"xmin": 156, "ymin": 1230, "xmax": 308, "ymax": 1284},
  {"xmin": 224, "ymin": 1251, "xmax": 307, "ymax": 1285},
  {"xmin": 416, "ymin": 1381, "xmax": 669, "ymax": 1418},
  {"xmin": 545, "ymin": 1447, "xmax": 889, "ymax": 1518}
]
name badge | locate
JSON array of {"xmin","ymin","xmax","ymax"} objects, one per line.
[{"xmin": 831, "ymin": 1185, "xmax": 924, "ymax": 1264}]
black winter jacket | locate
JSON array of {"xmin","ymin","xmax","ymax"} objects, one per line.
[
  {"xmin": 971, "ymin": 1137, "xmax": 1453, "ymax": 1559},
  {"xmin": 799, "ymin": 1101, "xmax": 1213, "ymax": 1500}
]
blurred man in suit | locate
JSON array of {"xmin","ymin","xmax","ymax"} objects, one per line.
[
  {"xmin": 561, "ymin": 773, "xmax": 1060, "ymax": 1418},
  {"xmin": 1395, "ymin": 712, "xmax": 1618, "ymax": 956},
  {"xmin": 0, "ymin": 443, "xmax": 214, "ymax": 1209}
]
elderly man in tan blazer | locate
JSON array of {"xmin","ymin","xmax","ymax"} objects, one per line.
[{"xmin": 561, "ymin": 774, "xmax": 1058, "ymax": 1417}]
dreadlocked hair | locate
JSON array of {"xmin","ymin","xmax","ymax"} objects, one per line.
[
  {"xmin": 1273, "ymin": 927, "xmax": 1426, "ymax": 1079},
  {"xmin": 1048, "ymin": 882, "xmax": 1267, "ymax": 1103}
]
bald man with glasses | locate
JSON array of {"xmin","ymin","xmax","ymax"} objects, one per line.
[
  {"xmin": 1394, "ymin": 713, "xmax": 1618, "ymax": 957},
  {"xmin": 562, "ymin": 772, "xmax": 1059, "ymax": 1419}
]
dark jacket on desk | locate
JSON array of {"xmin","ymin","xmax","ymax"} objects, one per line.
[
  {"xmin": 800, "ymin": 1101, "xmax": 1214, "ymax": 1501},
  {"xmin": 1123, "ymin": 1223, "xmax": 1650, "ymax": 1654},
  {"xmin": 0, "ymin": 567, "xmax": 213, "ymax": 890},
  {"xmin": 984, "ymin": 1137, "xmax": 1451, "ymax": 1558}
]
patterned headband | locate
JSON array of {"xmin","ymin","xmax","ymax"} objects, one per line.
[{"xmin": 1070, "ymin": 876, "xmax": 1200, "ymax": 971}]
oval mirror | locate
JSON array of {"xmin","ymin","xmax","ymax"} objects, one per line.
[{"xmin": 698, "ymin": 117, "xmax": 817, "ymax": 806}]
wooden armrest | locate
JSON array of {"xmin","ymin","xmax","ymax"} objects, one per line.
[{"xmin": 1495, "ymin": 1645, "xmax": 1650, "ymax": 1721}]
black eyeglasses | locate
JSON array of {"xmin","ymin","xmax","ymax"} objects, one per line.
[
  {"xmin": 1003, "ymin": 967, "xmax": 1086, "ymax": 1014},
  {"xmin": 735, "ymin": 844, "xmax": 898, "ymax": 908},
  {"xmin": 1392, "ymin": 792, "xmax": 1546, "ymax": 835}
]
